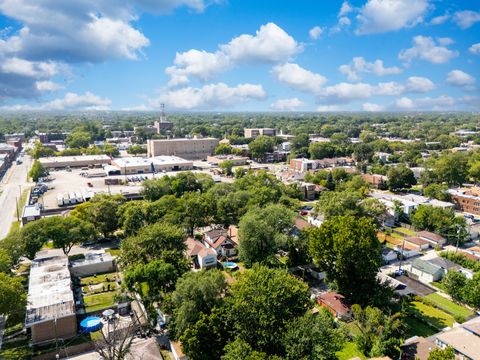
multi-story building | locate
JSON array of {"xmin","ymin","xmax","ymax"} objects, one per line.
[
  {"xmin": 25, "ymin": 255, "xmax": 77, "ymax": 344},
  {"xmin": 244, "ymin": 128, "xmax": 276, "ymax": 138},
  {"xmin": 448, "ymin": 187, "xmax": 480, "ymax": 216},
  {"xmin": 289, "ymin": 157, "xmax": 355, "ymax": 172},
  {"xmin": 147, "ymin": 137, "xmax": 219, "ymax": 160}
]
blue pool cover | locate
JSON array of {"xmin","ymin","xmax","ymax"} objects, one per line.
[{"xmin": 80, "ymin": 316, "xmax": 102, "ymax": 333}]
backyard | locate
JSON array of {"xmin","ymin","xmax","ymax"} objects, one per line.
[
  {"xmin": 424, "ymin": 293, "xmax": 474, "ymax": 320},
  {"xmin": 79, "ymin": 272, "xmax": 120, "ymax": 313},
  {"xmin": 409, "ymin": 300, "xmax": 455, "ymax": 330}
]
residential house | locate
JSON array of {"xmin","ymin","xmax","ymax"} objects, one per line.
[
  {"xmin": 404, "ymin": 236, "xmax": 430, "ymax": 250},
  {"xmin": 317, "ymin": 292, "xmax": 352, "ymax": 321},
  {"xmin": 203, "ymin": 228, "xmax": 237, "ymax": 258},
  {"xmin": 428, "ymin": 256, "xmax": 473, "ymax": 279},
  {"xmin": 409, "ymin": 259, "xmax": 443, "ymax": 283},
  {"xmin": 401, "ymin": 336, "xmax": 437, "ymax": 360},
  {"xmin": 292, "ymin": 217, "xmax": 312, "ymax": 237},
  {"xmin": 434, "ymin": 316, "xmax": 480, "ymax": 360},
  {"xmin": 362, "ymin": 174, "xmax": 388, "ymax": 189},
  {"xmin": 417, "ymin": 231, "xmax": 447, "ymax": 248},
  {"xmin": 185, "ymin": 237, "xmax": 217, "ymax": 269},
  {"xmin": 70, "ymin": 251, "xmax": 115, "ymax": 277},
  {"xmin": 382, "ymin": 248, "xmax": 398, "ymax": 264}
]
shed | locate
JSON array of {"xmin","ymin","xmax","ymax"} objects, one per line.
[{"xmin": 409, "ymin": 259, "xmax": 443, "ymax": 283}]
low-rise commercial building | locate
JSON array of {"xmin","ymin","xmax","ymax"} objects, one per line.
[
  {"xmin": 147, "ymin": 137, "xmax": 219, "ymax": 160},
  {"xmin": 39, "ymin": 155, "xmax": 111, "ymax": 169},
  {"xmin": 289, "ymin": 157, "xmax": 355, "ymax": 172},
  {"xmin": 111, "ymin": 156, "xmax": 193, "ymax": 174},
  {"xmin": 206, "ymin": 155, "xmax": 249, "ymax": 166},
  {"xmin": 26, "ymin": 255, "xmax": 77, "ymax": 344},
  {"xmin": 448, "ymin": 187, "xmax": 480, "ymax": 216},
  {"xmin": 22, "ymin": 204, "xmax": 41, "ymax": 225},
  {"xmin": 244, "ymin": 128, "xmax": 276, "ymax": 138}
]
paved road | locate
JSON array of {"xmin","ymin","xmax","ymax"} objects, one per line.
[{"xmin": 0, "ymin": 155, "xmax": 32, "ymax": 240}]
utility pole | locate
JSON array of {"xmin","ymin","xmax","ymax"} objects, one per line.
[
  {"xmin": 15, "ymin": 197, "xmax": 19, "ymax": 221},
  {"xmin": 398, "ymin": 237, "xmax": 405, "ymax": 274}
]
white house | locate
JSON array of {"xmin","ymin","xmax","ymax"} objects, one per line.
[
  {"xmin": 409, "ymin": 259, "xmax": 443, "ymax": 283},
  {"xmin": 197, "ymin": 248, "xmax": 217, "ymax": 269},
  {"xmin": 185, "ymin": 237, "xmax": 217, "ymax": 269},
  {"xmin": 382, "ymin": 248, "xmax": 398, "ymax": 264}
]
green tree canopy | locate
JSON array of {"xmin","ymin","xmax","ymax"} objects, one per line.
[
  {"xmin": 248, "ymin": 136, "xmax": 274, "ymax": 160},
  {"xmin": 226, "ymin": 265, "xmax": 310, "ymax": 354},
  {"xmin": 309, "ymin": 216, "xmax": 383, "ymax": 305}
]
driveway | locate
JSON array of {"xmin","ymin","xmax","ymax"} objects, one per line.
[{"xmin": 396, "ymin": 275, "xmax": 436, "ymax": 296}]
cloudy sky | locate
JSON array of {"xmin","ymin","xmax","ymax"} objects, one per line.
[{"xmin": 0, "ymin": 0, "xmax": 479, "ymax": 112}]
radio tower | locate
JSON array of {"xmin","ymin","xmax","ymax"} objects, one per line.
[{"xmin": 160, "ymin": 103, "xmax": 166, "ymax": 123}]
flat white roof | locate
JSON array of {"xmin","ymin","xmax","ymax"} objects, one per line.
[
  {"xmin": 113, "ymin": 155, "xmax": 192, "ymax": 168},
  {"xmin": 39, "ymin": 154, "xmax": 110, "ymax": 163},
  {"xmin": 22, "ymin": 204, "xmax": 41, "ymax": 218},
  {"xmin": 71, "ymin": 251, "xmax": 113, "ymax": 268},
  {"xmin": 26, "ymin": 256, "xmax": 75, "ymax": 326},
  {"xmin": 148, "ymin": 137, "xmax": 217, "ymax": 142}
]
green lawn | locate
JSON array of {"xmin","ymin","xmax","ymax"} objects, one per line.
[
  {"xmin": 404, "ymin": 316, "xmax": 437, "ymax": 338},
  {"xmin": 106, "ymin": 248, "xmax": 121, "ymax": 257},
  {"xmin": 83, "ymin": 291, "xmax": 118, "ymax": 312},
  {"xmin": 394, "ymin": 227, "xmax": 416, "ymax": 236},
  {"xmin": 391, "ymin": 232, "xmax": 405, "ymax": 239},
  {"xmin": 425, "ymin": 293, "xmax": 474, "ymax": 320},
  {"xmin": 410, "ymin": 301, "xmax": 455, "ymax": 329},
  {"xmin": 80, "ymin": 273, "xmax": 118, "ymax": 286},
  {"xmin": 82, "ymin": 281, "xmax": 119, "ymax": 295},
  {"xmin": 430, "ymin": 281, "xmax": 447, "ymax": 292},
  {"xmin": 337, "ymin": 342, "xmax": 366, "ymax": 360}
]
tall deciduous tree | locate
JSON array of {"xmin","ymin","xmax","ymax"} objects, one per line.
[
  {"xmin": 282, "ymin": 310, "xmax": 346, "ymax": 360},
  {"xmin": 309, "ymin": 216, "xmax": 383, "ymax": 305},
  {"xmin": 0, "ymin": 272, "xmax": 27, "ymax": 323},
  {"xmin": 169, "ymin": 270, "xmax": 227, "ymax": 340},
  {"xmin": 227, "ymin": 265, "xmax": 310, "ymax": 354},
  {"xmin": 29, "ymin": 160, "xmax": 48, "ymax": 182},
  {"xmin": 387, "ymin": 164, "xmax": 417, "ymax": 191},
  {"xmin": 248, "ymin": 136, "xmax": 274, "ymax": 160}
]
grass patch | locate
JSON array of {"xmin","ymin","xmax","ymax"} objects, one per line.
[
  {"xmin": 410, "ymin": 301, "xmax": 455, "ymax": 329},
  {"xmin": 425, "ymin": 293, "xmax": 474, "ymax": 320},
  {"xmin": 430, "ymin": 281, "xmax": 447, "ymax": 292},
  {"xmin": 82, "ymin": 281, "xmax": 119, "ymax": 295},
  {"xmin": 106, "ymin": 248, "xmax": 121, "ymax": 257},
  {"xmin": 394, "ymin": 227, "xmax": 416, "ymax": 236},
  {"xmin": 404, "ymin": 316, "xmax": 437, "ymax": 338},
  {"xmin": 80, "ymin": 273, "xmax": 118, "ymax": 286},
  {"xmin": 84, "ymin": 291, "xmax": 118, "ymax": 312},
  {"xmin": 337, "ymin": 341, "xmax": 366, "ymax": 360},
  {"xmin": 391, "ymin": 232, "xmax": 405, "ymax": 240}
]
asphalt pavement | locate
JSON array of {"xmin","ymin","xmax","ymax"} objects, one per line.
[{"xmin": 0, "ymin": 155, "xmax": 32, "ymax": 240}]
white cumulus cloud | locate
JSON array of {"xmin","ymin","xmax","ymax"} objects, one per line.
[
  {"xmin": 356, "ymin": 0, "xmax": 429, "ymax": 35},
  {"xmin": 309, "ymin": 26, "xmax": 324, "ymax": 40},
  {"xmin": 166, "ymin": 23, "xmax": 302, "ymax": 85},
  {"xmin": 271, "ymin": 98, "xmax": 304, "ymax": 111},
  {"xmin": 405, "ymin": 76, "xmax": 436, "ymax": 92},
  {"xmin": 0, "ymin": 92, "xmax": 111, "ymax": 111},
  {"xmin": 469, "ymin": 43, "xmax": 480, "ymax": 55},
  {"xmin": 446, "ymin": 70, "xmax": 476, "ymax": 89},
  {"xmin": 394, "ymin": 95, "xmax": 455, "ymax": 110},
  {"xmin": 362, "ymin": 102, "xmax": 384, "ymax": 111},
  {"xmin": 375, "ymin": 81, "xmax": 405, "ymax": 96},
  {"xmin": 399, "ymin": 35, "xmax": 459, "ymax": 64},
  {"xmin": 153, "ymin": 82, "xmax": 267, "ymax": 110},
  {"xmin": 319, "ymin": 82, "xmax": 374, "ymax": 102},
  {"xmin": 452, "ymin": 10, "xmax": 480, "ymax": 29},
  {"xmin": 272, "ymin": 63, "xmax": 327, "ymax": 94},
  {"xmin": 430, "ymin": 13, "xmax": 449, "ymax": 25},
  {"xmin": 339, "ymin": 1, "xmax": 353, "ymax": 17},
  {"xmin": 339, "ymin": 56, "xmax": 402, "ymax": 81}
]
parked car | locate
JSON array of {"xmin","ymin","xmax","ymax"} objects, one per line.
[{"xmin": 87, "ymin": 182, "xmax": 94, "ymax": 187}]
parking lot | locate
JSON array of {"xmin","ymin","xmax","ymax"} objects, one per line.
[{"xmin": 38, "ymin": 167, "xmax": 227, "ymax": 210}]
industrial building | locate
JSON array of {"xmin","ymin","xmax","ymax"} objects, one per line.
[
  {"xmin": 21, "ymin": 204, "xmax": 41, "ymax": 225},
  {"xmin": 146, "ymin": 137, "xmax": 219, "ymax": 160},
  {"xmin": 244, "ymin": 128, "xmax": 276, "ymax": 138},
  {"xmin": 111, "ymin": 156, "xmax": 193, "ymax": 174},
  {"xmin": 25, "ymin": 255, "xmax": 77, "ymax": 344},
  {"xmin": 39, "ymin": 155, "xmax": 111, "ymax": 169}
]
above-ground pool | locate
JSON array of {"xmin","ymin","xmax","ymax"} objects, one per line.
[{"xmin": 222, "ymin": 262, "xmax": 239, "ymax": 270}]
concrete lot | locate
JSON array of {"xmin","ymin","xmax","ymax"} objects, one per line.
[{"xmin": 40, "ymin": 167, "xmax": 231, "ymax": 210}]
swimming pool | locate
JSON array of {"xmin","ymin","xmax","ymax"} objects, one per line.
[{"xmin": 222, "ymin": 262, "xmax": 238, "ymax": 270}]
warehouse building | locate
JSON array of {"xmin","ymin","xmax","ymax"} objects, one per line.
[
  {"xmin": 206, "ymin": 155, "xmax": 249, "ymax": 166},
  {"xmin": 111, "ymin": 156, "xmax": 193, "ymax": 174},
  {"xmin": 25, "ymin": 255, "xmax": 77, "ymax": 344},
  {"xmin": 39, "ymin": 154, "xmax": 111, "ymax": 169},
  {"xmin": 147, "ymin": 137, "xmax": 218, "ymax": 160}
]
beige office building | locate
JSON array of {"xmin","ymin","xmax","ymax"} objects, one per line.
[
  {"xmin": 244, "ymin": 128, "xmax": 276, "ymax": 138},
  {"xmin": 147, "ymin": 138, "xmax": 219, "ymax": 160}
]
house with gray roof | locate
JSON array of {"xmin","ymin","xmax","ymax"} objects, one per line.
[{"xmin": 409, "ymin": 259, "xmax": 443, "ymax": 283}]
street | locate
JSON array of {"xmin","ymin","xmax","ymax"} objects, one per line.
[{"xmin": 0, "ymin": 155, "xmax": 32, "ymax": 240}]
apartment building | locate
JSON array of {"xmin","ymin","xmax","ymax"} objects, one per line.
[
  {"xmin": 244, "ymin": 128, "xmax": 276, "ymax": 138},
  {"xmin": 448, "ymin": 187, "xmax": 480, "ymax": 216},
  {"xmin": 147, "ymin": 137, "xmax": 219, "ymax": 160}
]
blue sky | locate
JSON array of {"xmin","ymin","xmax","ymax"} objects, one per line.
[{"xmin": 0, "ymin": 0, "xmax": 479, "ymax": 111}]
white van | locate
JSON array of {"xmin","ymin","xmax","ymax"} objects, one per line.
[{"xmin": 57, "ymin": 193, "xmax": 64, "ymax": 207}]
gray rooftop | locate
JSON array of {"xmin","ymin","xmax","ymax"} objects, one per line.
[{"xmin": 411, "ymin": 258, "xmax": 442, "ymax": 275}]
